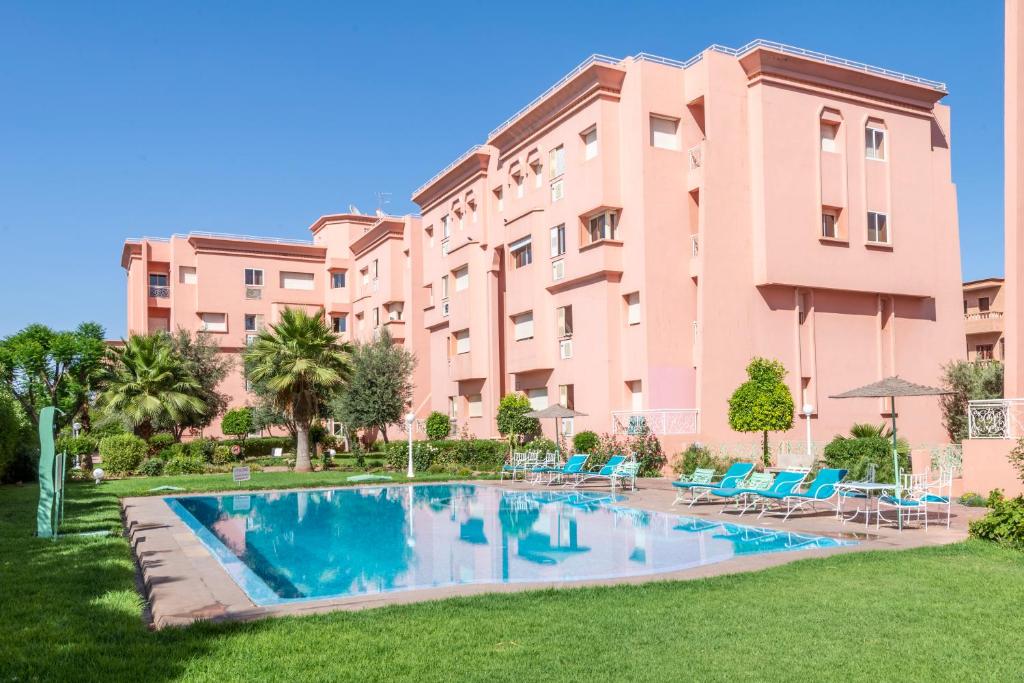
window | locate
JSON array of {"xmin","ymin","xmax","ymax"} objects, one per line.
[
  {"xmin": 561, "ymin": 417, "xmax": 575, "ymax": 437},
  {"xmin": 200, "ymin": 312, "xmax": 227, "ymax": 333},
  {"xmin": 441, "ymin": 275, "xmax": 449, "ymax": 299},
  {"xmin": 977, "ymin": 344, "xmax": 994, "ymax": 360},
  {"xmin": 629, "ymin": 380, "xmax": 643, "ymax": 411},
  {"xmin": 513, "ymin": 311, "xmax": 534, "ymax": 341},
  {"xmin": 372, "ymin": 307, "xmax": 380, "ymax": 328},
  {"xmin": 550, "ymin": 178, "xmax": 564, "ymax": 203},
  {"xmin": 441, "ymin": 239, "xmax": 449, "ymax": 256},
  {"xmin": 427, "ymin": 284, "xmax": 434, "ymax": 307},
  {"xmin": 244, "ymin": 268, "xmax": 264, "ymax": 286},
  {"xmin": 371, "ymin": 259, "xmax": 379, "ymax": 279},
  {"xmin": 963, "ymin": 299, "xmax": 968, "ymax": 314},
  {"xmin": 582, "ymin": 127, "xmax": 598, "ymax": 160},
  {"xmin": 559, "ymin": 384, "xmax": 575, "ymax": 409},
  {"xmin": 332, "ymin": 314, "xmax": 347, "ymax": 333},
  {"xmin": 821, "ymin": 209, "xmax": 840, "ymax": 239},
  {"xmin": 148, "ymin": 273, "xmax": 168, "ymax": 287},
  {"xmin": 495, "ymin": 187, "xmax": 504, "ymax": 212},
  {"xmin": 626, "ymin": 292, "xmax": 640, "ymax": 325},
  {"xmin": 514, "ymin": 171, "xmax": 525, "ymax": 199},
  {"xmin": 552, "ymin": 260, "xmax": 565, "ymax": 281},
  {"xmin": 587, "ymin": 211, "xmax": 618, "ymax": 243},
  {"xmin": 527, "ymin": 388, "xmax": 548, "ymax": 410},
  {"xmin": 549, "ymin": 145, "xmax": 566, "ymax": 177},
  {"xmin": 454, "ymin": 329, "xmax": 470, "ymax": 354},
  {"xmin": 556, "ymin": 305, "xmax": 573, "ymax": 338},
  {"xmin": 448, "ymin": 396, "xmax": 458, "ymax": 419},
  {"xmin": 979, "ymin": 297, "xmax": 991, "ymax": 312},
  {"xmin": 179, "ymin": 266, "xmax": 197, "ymax": 285},
  {"xmin": 281, "ymin": 272, "xmax": 314, "ymax": 290},
  {"xmin": 531, "ymin": 160, "xmax": 543, "ymax": 188},
  {"xmin": 650, "ymin": 115, "xmax": 679, "ymax": 150},
  {"xmin": 245, "ymin": 334, "xmax": 258, "ymax": 347},
  {"xmin": 867, "ymin": 212, "xmax": 889, "ymax": 244},
  {"xmin": 468, "ymin": 394, "xmax": 483, "ymax": 418},
  {"xmin": 550, "ymin": 224, "xmax": 566, "ymax": 257},
  {"xmin": 865, "ymin": 125, "xmax": 886, "ymax": 160},
  {"xmin": 426, "ymin": 224, "xmax": 435, "ymax": 248},
  {"xmin": 510, "ymin": 236, "xmax": 533, "ymax": 268},
  {"xmin": 387, "ymin": 302, "xmax": 403, "ymax": 321},
  {"xmin": 457, "ymin": 211, "xmax": 464, "ymax": 230},
  {"xmin": 441, "ymin": 214, "xmax": 450, "ymax": 239},
  {"xmin": 331, "ymin": 272, "xmax": 346, "ymax": 288},
  {"xmin": 820, "ymin": 122, "xmax": 838, "ymax": 152},
  {"xmin": 244, "ymin": 314, "xmax": 258, "ymax": 332},
  {"xmin": 454, "ymin": 266, "xmax": 469, "ymax": 292}
]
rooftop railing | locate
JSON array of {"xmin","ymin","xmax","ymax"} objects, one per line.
[
  {"xmin": 411, "ymin": 144, "xmax": 486, "ymax": 200},
  {"xmin": 127, "ymin": 231, "xmax": 314, "ymax": 246}
]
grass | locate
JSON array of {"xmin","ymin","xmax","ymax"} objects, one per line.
[{"xmin": 2, "ymin": 479, "xmax": 1023, "ymax": 682}]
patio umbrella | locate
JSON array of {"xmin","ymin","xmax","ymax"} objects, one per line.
[
  {"xmin": 829, "ymin": 376, "xmax": 951, "ymax": 498},
  {"xmin": 523, "ymin": 404, "xmax": 588, "ymax": 452}
]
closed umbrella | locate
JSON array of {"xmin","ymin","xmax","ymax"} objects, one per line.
[
  {"xmin": 523, "ymin": 404, "xmax": 588, "ymax": 453},
  {"xmin": 829, "ymin": 376, "xmax": 951, "ymax": 498}
]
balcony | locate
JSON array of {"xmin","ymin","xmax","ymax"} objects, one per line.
[
  {"xmin": 968, "ymin": 398, "xmax": 1024, "ymax": 439},
  {"xmin": 964, "ymin": 310, "xmax": 1003, "ymax": 335},
  {"xmin": 610, "ymin": 409, "xmax": 699, "ymax": 436},
  {"xmin": 148, "ymin": 286, "xmax": 169, "ymax": 298}
]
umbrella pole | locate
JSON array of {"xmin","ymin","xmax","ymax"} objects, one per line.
[{"xmin": 891, "ymin": 395, "xmax": 900, "ymax": 499}]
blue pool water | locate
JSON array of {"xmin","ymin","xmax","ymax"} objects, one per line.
[{"xmin": 166, "ymin": 484, "xmax": 851, "ymax": 605}]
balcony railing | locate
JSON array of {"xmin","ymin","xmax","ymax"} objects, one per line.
[
  {"xmin": 688, "ymin": 145, "xmax": 702, "ymax": 170},
  {"xmin": 690, "ymin": 234, "xmax": 699, "ymax": 257},
  {"xmin": 148, "ymin": 286, "xmax": 169, "ymax": 298},
  {"xmin": 968, "ymin": 398, "xmax": 1024, "ymax": 439},
  {"xmin": 610, "ymin": 409, "xmax": 699, "ymax": 436},
  {"xmin": 964, "ymin": 311, "xmax": 1003, "ymax": 320}
]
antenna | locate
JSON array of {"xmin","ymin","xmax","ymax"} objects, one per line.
[
  {"xmin": 347, "ymin": 204, "xmax": 362, "ymax": 215},
  {"xmin": 375, "ymin": 191, "xmax": 392, "ymax": 215}
]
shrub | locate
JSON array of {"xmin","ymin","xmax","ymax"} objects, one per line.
[
  {"xmin": 187, "ymin": 438, "xmax": 217, "ymax": 462},
  {"xmin": 959, "ymin": 491, "xmax": 988, "ymax": 507},
  {"xmin": 527, "ymin": 437, "xmax": 558, "ymax": 454},
  {"xmin": 138, "ymin": 458, "xmax": 165, "ymax": 477},
  {"xmin": 164, "ymin": 455, "xmax": 206, "ymax": 475},
  {"xmin": 383, "ymin": 439, "xmax": 507, "ymax": 472},
  {"xmin": 425, "ymin": 411, "xmax": 451, "ymax": 440},
  {"xmin": 220, "ymin": 408, "xmax": 254, "ymax": 441},
  {"xmin": 572, "ymin": 431, "xmax": 599, "ymax": 454},
  {"xmin": 158, "ymin": 443, "xmax": 186, "ymax": 461},
  {"xmin": 220, "ymin": 436, "xmax": 293, "ymax": 458},
  {"xmin": 58, "ymin": 434, "xmax": 99, "ymax": 470},
  {"xmin": 969, "ymin": 494, "xmax": 1024, "ymax": 550},
  {"xmin": 939, "ymin": 360, "xmax": 1003, "ymax": 442},
  {"xmin": 822, "ymin": 435, "xmax": 909, "ymax": 484},
  {"xmin": 99, "ymin": 433, "xmax": 147, "ymax": 475},
  {"xmin": 628, "ymin": 424, "xmax": 666, "ymax": 476},
  {"xmin": 211, "ymin": 445, "xmax": 234, "ymax": 465},
  {"xmin": 0, "ymin": 393, "xmax": 34, "ymax": 484},
  {"xmin": 672, "ymin": 444, "xmax": 741, "ymax": 477},
  {"xmin": 147, "ymin": 433, "xmax": 175, "ymax": 454}
]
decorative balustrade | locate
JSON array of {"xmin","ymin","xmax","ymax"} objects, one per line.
[
  {"xmin": 148, "ymin": 286, "xmax": 169, "ymax": 298},
  {"xmin": 967, "ymin": 399, "xmax": 1024, "ymax": 439},
  {"xmin": 964, "ymin": 311, "xmax": 1003, "ymax": 320},
  {"xmin": 610, "ymin": 409, "xmax": 699, "ymax": 436}
]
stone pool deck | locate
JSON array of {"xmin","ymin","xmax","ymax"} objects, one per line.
[{"xmin": 122, "ymin": 479, "xmax": 985, "ymax": 629}]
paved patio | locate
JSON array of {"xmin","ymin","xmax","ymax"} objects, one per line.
[{"xmin": 123, "ymin": 478, "xmax": 985, "ymax": 629}]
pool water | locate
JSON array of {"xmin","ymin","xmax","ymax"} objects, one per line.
[{"xmin": 166, "ymin": 484, "xmax": 851, "ymax": 605}]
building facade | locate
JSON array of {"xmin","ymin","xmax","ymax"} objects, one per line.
[
  {"xmin": 963, "ymin": 277, "xmax": 1005, "ymax": 361},
  {"xmin": 124, "ymin": 40, "xmax": 965, "ymax": 450}
]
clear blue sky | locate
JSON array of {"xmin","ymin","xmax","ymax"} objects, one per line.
[{"xmin": 0, "ymin": 0, "xmax": 1004, "ymax": 338}]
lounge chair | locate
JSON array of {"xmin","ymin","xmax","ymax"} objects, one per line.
[
  {"xmin": 757, "ymin": 468, "xmax": 848, "ymax": 520},
  {"xmin": 678, "ymin": 462, "xmax": 756, "ymax": 507},
  {"xmin": 708, "ymin": 471, "xmax": 775, "ymax": 515},
  {"xmin": 533, "ymin": 453, "xmax": 589, "ymax": 485},
  {"xmin": 671, "ymin": 468, "xmax": 715, "ymax": 505},
  {"xmin": 610, "ymin": 460, "xmax": 640, "ymax": 492},
  {"xmin": 573, "ymin": 455, "xmax": 627, "ymax": 488},
  {"xmin": 500, "ymin": 451, "xmax": 538, "ymax": 482}
]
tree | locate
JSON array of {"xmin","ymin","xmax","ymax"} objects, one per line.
[
  {"xmin": 244, "ymin": 308, "xmax": 350, "ymax": 472},
  {"xmin": 95, "ymin": 333, "xmax": 205, "ymax": 439},
  {"xmin": 330, "ymin": 328, "xmax": 415, "ymax": 444},
  {"xmin": 165, "ymin": 329, "xmax": 233, "ymax": 439},
  {"xmin": 496, "ymin": 393, "xmax": 541, "ymax": 451},
  {"xmin": 939, "ymin": 359, "xmax": 1003, "ymax": 442},
  {"xmin": 727, "ymin": 357, "xmax": 795, "ymax": 466},
  {"xmin": 221, "ymin": 407, "xmax": 254, "ymax": 442},
  {"xmin": 424, "ymin": 411, "xmax": 451, "ymax": 440},
  {"xmin": 0, "ymin": 322, "xmax": 106, "ymax": 433}
]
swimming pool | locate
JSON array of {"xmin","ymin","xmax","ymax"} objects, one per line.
[{"xmin": 166, "ymin": 484, "xmax": 851, "ymax": 606}]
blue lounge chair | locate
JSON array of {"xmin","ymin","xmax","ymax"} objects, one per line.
[
  {"xmin": 758, "ymin": 468, "xmax": 848, "ymax": 520},
  {"xmin": 573, "ymin": 454, "xmax": 627, "ymax": 488},
  {"xmin": 534, "ymin": 453, "xmax": 589, "ymax": 485},
  {"xmin": 708, "ymin": 471, "xmax": 775, "ymax": 515},
  {"xmin": 671, "ymin": 468, "xmax": 715, "ymax": 505},
  {"xmin": 678, "ymin": 462, "xmax": 756, "ymax": 507}
]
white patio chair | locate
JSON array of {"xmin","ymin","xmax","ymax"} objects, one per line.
[
  {"xmin": 877, "ymin": 472, "xmax": 928, "ymax": 531},
  {"xmin": 920, "ymin": 467, "xmax": 954, "ymax": 529}
]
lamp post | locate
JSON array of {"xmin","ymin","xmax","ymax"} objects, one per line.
[
  {"xmin": 405, "ymin": 412, "xmax": 415, "ymax": 478},
  {"xmin": 72, "ymin": 422, "xmax": 82, "ymax": 469},
  {"xmin": 802, "ymin": 403, "xmax": 814, "ymax": 458}
]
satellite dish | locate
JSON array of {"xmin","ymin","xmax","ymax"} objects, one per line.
[{"xmin": 348, "ymin": 204, "xmax": 362, "ymax": 215}]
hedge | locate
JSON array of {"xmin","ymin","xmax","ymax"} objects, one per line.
[
  {"xmin": 384, "ymin": 439, "xmax": 507, "ymax": 472},
  {"xmin": 99, "ymin": 434, "xmax": 147, "ymax": 475},
  {"xmin": 220, "ymin": 436, "xmax": 293, "ymax": 458},
  {"xmin": 822, "ymin": 435, "xmax": 910, "ymax": 483}
]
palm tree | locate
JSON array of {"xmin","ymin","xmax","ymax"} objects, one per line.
[
  {"xmin": 243, "ymin": 308, "xmax": 351, "ymax": 472},
  {"xmin": 97, "ymin": 333, "xmax": 205, "ymax": 439}
]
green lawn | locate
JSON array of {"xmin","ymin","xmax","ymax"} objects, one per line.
[{"xmin": 2, "ymin": 479, "xmax": 1022, "ymax": 682}]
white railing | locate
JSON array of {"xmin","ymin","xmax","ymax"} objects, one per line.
[
  {"xmin": 688, "ymin": 145, "xmax": 702, "ymax": 170},
  {"xmin": 411, "ymin": 144, "xmax": 486, "ymax": 199},
  {"xmin": 690, "ymin": 235, "xmax": 699, "ymax": 257},
  {"xmin": 964, "ymin": 311, "xmax": 1003, "ymax": 320},
  {"xmin": 700, "ymin": 440, "xmax": 828, "ymax": 463},
  {"xmin": 928, "ymin": 443, "xmax": 964, "ymax": 478},
  {"xmin": 610, "ymin": 409, "xmax": 699, "ymax": 436},
  {"xmin": 128, "ymin": 231, "xmax": 314, "ymax": 246},
  {"xmin": 968, "ymin": 399, "xmax": 1024, "ymax": 439}
]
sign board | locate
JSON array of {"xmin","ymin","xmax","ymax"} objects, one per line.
[{"xmin": 232, "ymin": 466, "xmax": 251, "ymax": 483}]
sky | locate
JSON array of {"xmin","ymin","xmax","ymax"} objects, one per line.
[{"xmin": 0, "ymin": 0, "xmax": 1006, "ymax": 338}]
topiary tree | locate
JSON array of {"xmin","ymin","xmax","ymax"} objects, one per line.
[
  {"xmin": 98, "ymin": 433, "xmax": 147, "ymax": 475},
  {"xmin": 221, "ymin": 408, "xmax": 254, "ymax": 443},
  {"xmin": 727, "ymin": 357, "xmax": 795, "ymax": 467},
  {"xmin": 425, "ymin": 411, "xmax": 451, "ymax": 440},
  {"xmin": 496, "ymin": 393, "xmax": 541, "ymax": 452},
  {"xmin": 572, "ymin": 430, "xmax": 599, "ymax": 454}
]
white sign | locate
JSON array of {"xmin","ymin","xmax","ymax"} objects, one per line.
[{"xmin": 232, "ymin": 466, "xmax": 251, "ymax": 483}]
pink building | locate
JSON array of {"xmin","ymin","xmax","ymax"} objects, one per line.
[{"xmin": 124, "ymin": 40, "xmax": 964, "ymax": 453}]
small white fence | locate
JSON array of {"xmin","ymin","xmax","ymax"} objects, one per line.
[
  {"xmin": 610, "ymin": 409, "xmax": 699, "ymax": 436},
  {"xmin": 967, "ymin": 399, "xmax": 1024, "ymax": 439}
]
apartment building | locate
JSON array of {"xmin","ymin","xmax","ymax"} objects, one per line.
[
  {"xmin": 963, "ymin": 277, "xmax": 1005, "ymax": 361},
  {"xmin": 124, "ymin": 40, "xmax": 965, "ymax": 449}
]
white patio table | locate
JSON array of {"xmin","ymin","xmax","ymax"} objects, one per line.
[{"xmin": 835, "ymin": 482, "xmax": 897, "ymax": 529}]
